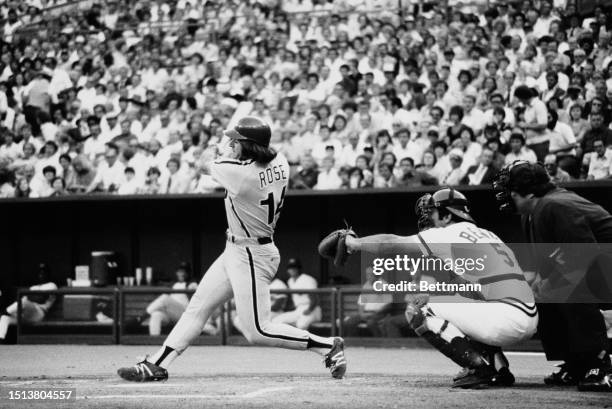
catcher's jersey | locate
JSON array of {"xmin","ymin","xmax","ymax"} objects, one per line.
[
  {"xmin": 416, "ymin": 222, "xmax": 535, "ymax": 306},
  {"xmin": 210, "ymin": 152, "xmax": 289, "ymax": 239}
]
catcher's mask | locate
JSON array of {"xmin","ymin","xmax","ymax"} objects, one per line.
[
  {"xmin": 492, "ymin": 160, "xmax": 551, "ymax": 214},
  {"xmin": 415, "ymin": 188, "xmax": 474, "ymax": 231}
]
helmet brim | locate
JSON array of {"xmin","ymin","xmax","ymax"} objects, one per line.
[
  {"xmin": 224, "ymin": 128, "xmax": 248, "ymax": 140},
  {"xmin": 446, "ymin": 207, "xmax": 475, "ymax": 223}
]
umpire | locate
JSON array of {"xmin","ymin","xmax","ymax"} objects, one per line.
[{"xmin": 493, "ymin": 160, "xmax": 612, "ymax": 392}]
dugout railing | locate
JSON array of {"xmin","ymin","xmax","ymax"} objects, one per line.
[
  {"xmin": 13, "ymin": 286, "xmax": 552, "ymax": 350},
  {"xmin": 13, "ymin": 287, "xmax": 340, "ymax": 345}
]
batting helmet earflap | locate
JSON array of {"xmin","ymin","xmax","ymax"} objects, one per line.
[{"xmin": 224, "ymin": 116, "xmax": 272, "ymax": 147}]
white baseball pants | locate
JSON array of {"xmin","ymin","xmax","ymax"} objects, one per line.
[
  {"xmin": 165, "ymin": 241, "xmax": 310, "ymax": 352},
  {"xmin": 428, "ymin": 298, "xmax": 538, "ymax": 347}
]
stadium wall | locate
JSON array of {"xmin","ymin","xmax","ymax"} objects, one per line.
[{"xmin": 1, "ymin": 182, "xmax": 612, "ymax": 292}]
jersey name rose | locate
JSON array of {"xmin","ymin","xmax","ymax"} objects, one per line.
[{"xmin": 259, "ymin": 164, "xmax": 288, "ymax": 189}]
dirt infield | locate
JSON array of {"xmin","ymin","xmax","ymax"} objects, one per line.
[{"xmin": 0, "ymin": 345, "xmax": 610, "ymax": 408}]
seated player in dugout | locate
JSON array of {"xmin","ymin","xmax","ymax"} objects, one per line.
[
  {"xmin": 272, "ymin": 258, "xmax": 322, "ymax": 330},
  {"xmin": 142, "ymin": 262, "xmax": 199, "ymax": 336},
  {"xmin": 494, "ymin": 160, "xmax": 612, "ymax": 392},
  {"xmin": 0, "ymin": 265, "xmax": 58, "ymax": 342},
  {"xmin": 343, "ymin": 267, "xmax": 393, "ymax": 337},
  {"xmin": 342, "ymin": 188, "xmax": 538, "ymax": 389}
]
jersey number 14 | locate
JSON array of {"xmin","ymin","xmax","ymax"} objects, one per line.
[{"xmin": 260, "ymin": 187, "xmax": 287, "ymax": 224}]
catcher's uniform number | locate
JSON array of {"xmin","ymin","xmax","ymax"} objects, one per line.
[{"xmin": 6, "ymin": 388, "xmax": 76, "ymax": 400}]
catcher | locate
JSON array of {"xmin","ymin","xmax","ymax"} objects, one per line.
[{"xmin": 319, "ymin": 188, "xmax": 538, "ymax": 388}]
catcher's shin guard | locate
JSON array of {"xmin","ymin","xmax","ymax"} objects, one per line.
[{"xmin": 407, "ymin": 305, "xmax": 489, "ymax": 370}]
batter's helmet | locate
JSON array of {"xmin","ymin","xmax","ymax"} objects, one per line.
[
  {"xmin": 415, "ymin": 187, "xmax": 475, "ymax": 231},
  {"xmin": 224, "ymin": 116, "xmax": 271, "ymax": 147}
]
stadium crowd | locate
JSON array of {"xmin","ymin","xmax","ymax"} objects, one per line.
[{"xmin": 1, "ymin": 0, "xmax": 612, "ymax": 198}]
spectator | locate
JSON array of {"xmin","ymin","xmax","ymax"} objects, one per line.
[
  {"xmin": 397, "ymin": 157, "xmax": 438, "ymax": 188},
  {"xmin": 374, "ymin": 163, "xmax": 397, "ymax": 188},
  {"xmin": 163, "ymin": 158, "xmax": 190, "ymax": 194},
  {"xmin": 7, "ymin": 142, "xmax": 37, "ymax": 172},
  {"xmin": 505, "ymin": 132, "xmax": 538, "ymax": 165},
  {"xmin": 58, "ymin": 154, "xmax": 75, "ymax": 188},
  {"xmin": 86, "ymin": 143, "xmax": 125, "ymax": 193},
  {"xmin": 14, "ymin": 177, "xmax": 31, "ymax": 198},
  {"xmin": 544, "ymin": 154, "xmax": 571, "ymax": 183},
  {"xmin": 587, "ymin": 138, "xmax": 612, "ymax": 180},
  {"xmin": 461, "ymin": 94, "xmax": 486, "ymax": 136},
  {"xmin": 547, "ymin": 109, "xmax": 578, "ymax": 177},
  {"xmin": 118, "ymin": 167, "xmax": 141, "ymax": 195},
  {"xmin": 314, "ymin": 156, "xmax": 342, "ymax": 190},
  {"xmin": 1, "ymin": 1, "xmax": 612, "ymax": 194},
  {"xmin": 272, "ymin": 258, "xmax": 321, "ymax": 330},
  {"xmin": 484, "ymin": 92, "xmax": 515, "ymax": 129},
  {"xmin": 50, "ymin": 177, "xmax": 67, "ymax": 196},
  {"xmin": 455, "ymin": 126, "xmax": 482, "ymax": 173},
  {"xmin": 441, "ymin": 149, "xmax": 465, "ymax": 186},
  {"xmin": 567, "ymin": 104, "xmax": 589, "ymax": 145},
  {"xmin": 0, "ymin": 265, "xmax": 57, "ymax": 341},
  {"xmin": 69, "ymin": 156, "xmax": 96, "ymax": 194},
  {"xmin": 514, "ymin": 85, "xmax": 549, "ymax": 161},
  {"xmin": 393, "ymin": 128, "xmax": 422, "ymax": 166},
  {"xmin": 290, "ymin": 154, "xmax": 318, "ymax": 189},
  {"xmin": 338, "ymin": 132, "xmax": 364, "ymax": 168},
  {"xmin": 462, "ymin": 147, "xmax": 498, "ymax": 185},
  {"xmin": 485, "ymin": 137, "xmax": 506, "ymax": 170},
  {"xmin": 140, "ymin": 167, "xmax": 162, "ymax": 195},
  {"xmin": 580, "ymin": 112, "xmax": 612, "ymax": 158},
  {"xmin": 446, "ymin": 105, "xmax": 469, "ymax": 143},
  {"xmin": 0, "ymin": 131, "xmax": 20, "ymax": 161},
  {"xmin": 30, "ymin": 165, "xmax": 56, "ymax": 198}
]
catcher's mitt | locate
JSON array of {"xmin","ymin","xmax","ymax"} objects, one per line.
[{"xmin": 318, "ymin": 228, "xmax": 357, "ymax": 267}]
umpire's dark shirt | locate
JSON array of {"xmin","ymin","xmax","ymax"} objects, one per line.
[{"xmin": 523, "ymin": 187, "xmax": 612, "ymax": 244}]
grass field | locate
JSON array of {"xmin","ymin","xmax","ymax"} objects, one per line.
[{"xmin": 0, "ymin": 345, "xmax": 610, "ymax": 408}]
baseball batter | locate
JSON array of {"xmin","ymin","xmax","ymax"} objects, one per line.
[
  {"xmin": 338, "ymin": 188, "xmax": 538, "ymax": 388},
  {"xmin": 118, "ymin": 117, "xmax": 346, "ymax": 381}
]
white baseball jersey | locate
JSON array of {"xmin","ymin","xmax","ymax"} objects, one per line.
[
  {"xmin": 416, "ymin": 222, "xmax": 535, "ymax": 308},
  {"xmin": 210, "ymin": 152, "xmax": 290, "ymax": 239},
  {"xmin": 288, "ymin": 274, "xmax": 318, "ymax": 307}
]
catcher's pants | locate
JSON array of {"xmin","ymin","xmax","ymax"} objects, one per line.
[
  {"xmin": 147, "ymin": 295, "xmax": 188, "ymax": 336},
  {"xmin": 165, "ymin": 241, "xmax": 310, "ymax": 352},
  {"xmin": 428, "ymin": 299, "xmax": 538, "ymax": 347},
  {"xmin": 273, "ymin": 305, "xmax": 322, "ymax": 330}
]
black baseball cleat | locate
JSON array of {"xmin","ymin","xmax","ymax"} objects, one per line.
[
  {"xmin": 544, "ymin": 363, "xmax": 578, "ymax": 386},
  {"xmin": 577, "ymin": 368, "xmax": 612, "ymax": 392},
  {"xmin": 325, "ymin": 337, "xmax": 347, "ymax": 379},
  {"xmin": 117, "ymin": 359, "xmax": 168, "ymax": 382},
  {"xmin": 490, "ymin": 367, "xmax": 515, "ymax": 387},
  {"xmin": 452, "ymin": 366, "xmax": 496, "ymax": 389}
]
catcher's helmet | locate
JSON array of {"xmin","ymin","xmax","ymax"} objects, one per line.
[
  {"xmin": 224, "ymin": 116, "xmax": 271, "ymax": 147},
  {"xmin": 415, "ymin": 188, "xmax": 474, "ymax": 231}
]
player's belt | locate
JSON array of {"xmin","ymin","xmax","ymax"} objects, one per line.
[{"xmin": 226, "ymin": 232, "xmax": 272, "ymax": 245}]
